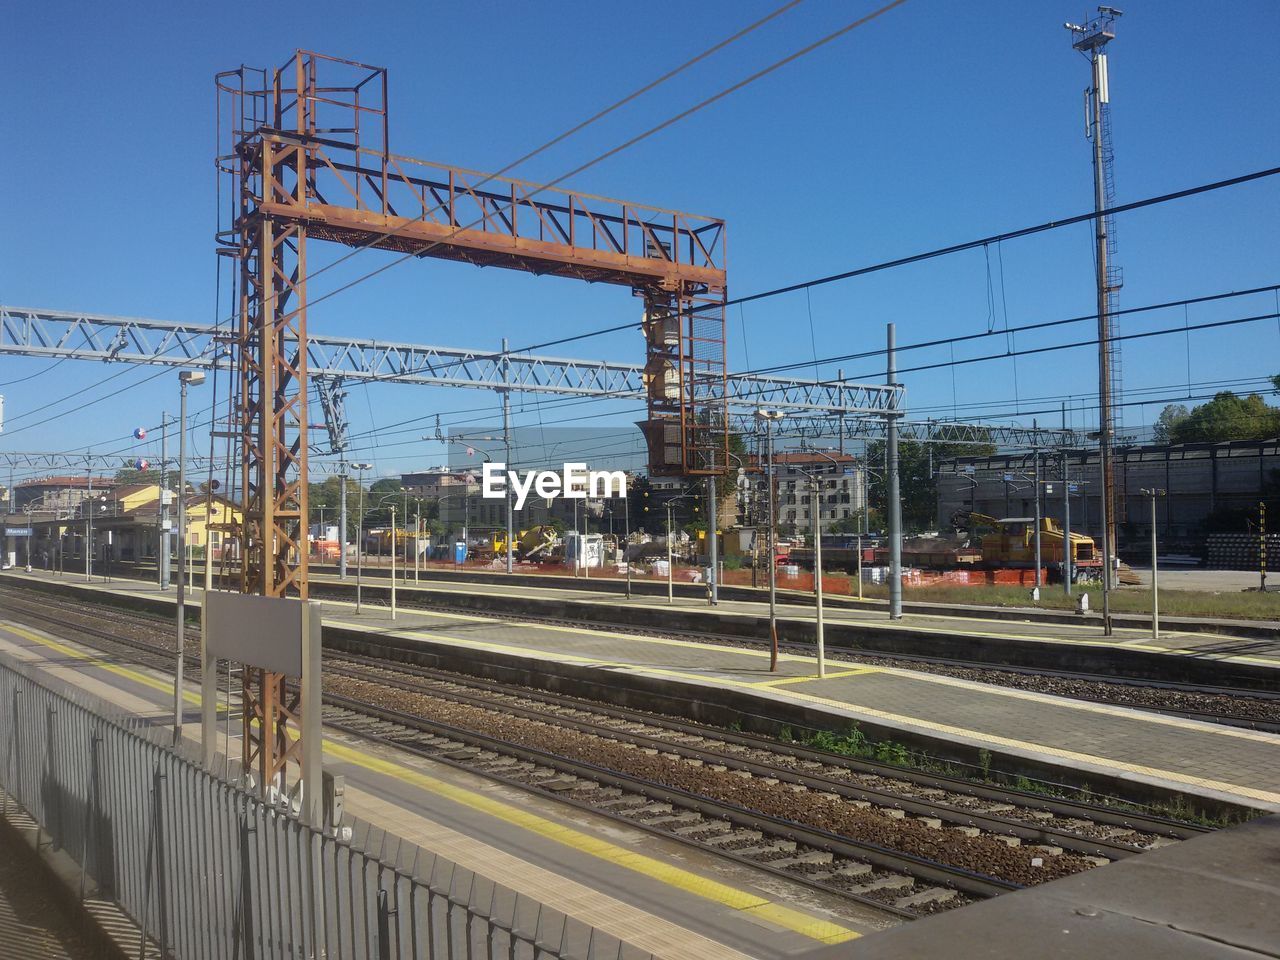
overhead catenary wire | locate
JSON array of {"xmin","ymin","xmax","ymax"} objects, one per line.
[
  {"xmin": 223, "ymin": 0, "xmax": 809, "ymax": 306},
  {"xmin": 520, "ymin": 166, "xmax": 1280, "ymax": 355},
  {"xmin": 218, "ymin": 1, "xmax": 906, "ymax": 341}
]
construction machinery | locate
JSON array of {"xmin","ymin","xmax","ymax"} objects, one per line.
[
  {"xmin": 491, "ymin": 525, "xmax": 561, "ymax": 563},
  {"xmin": 963, "ymin": 513, "xmax": 1102, "ymax": 580}
]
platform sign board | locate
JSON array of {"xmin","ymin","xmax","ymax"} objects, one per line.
[
  {"xmin": 204, "ymin": 591, "xmax": 316, "ymax": 677},
  {"xmin": 5, "ymin": 528, "xmax": 32, "ymax": 537},
  {"xmin": 201, "ymin": 590, "xmax": 323, "ymax": 824}
]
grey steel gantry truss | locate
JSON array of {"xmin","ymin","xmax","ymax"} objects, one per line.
[{"xmin": 0, "ymin": 304, "xmax": 1084, "ymax": 450}]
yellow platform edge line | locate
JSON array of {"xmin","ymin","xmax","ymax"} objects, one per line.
[{"xmin": 0, "ymin": 619, "xmax": 861, "ymax": 945}]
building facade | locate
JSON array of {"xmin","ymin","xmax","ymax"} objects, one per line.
[
  {"xmin": 772, "ymin": 453, "xmax": 865, "ymax": 536},
  {"xmin": 936, "ymin": 439, "xmax": 1280, "ymax": 556}
]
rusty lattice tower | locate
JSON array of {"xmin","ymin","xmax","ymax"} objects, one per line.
[{"xmin": 217, "ymin": 51, "xmax": 728, "ymax": 786}]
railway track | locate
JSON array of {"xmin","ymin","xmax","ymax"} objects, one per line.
[
  {"xmin": 0, "ymin": 588, "xmax": 1219, "ymax": 923},
  {"xmin": 301, "ymin": 579, "xmax": 1280, "ymax": 733},
  {"xmin": 34, "ymin": 566, "xmax": 1280, "ymax": 729}
]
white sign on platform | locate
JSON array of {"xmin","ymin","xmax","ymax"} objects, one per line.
[{"xmin": 204, "ymin": 591, "xmax": 320, "ymax": 677}]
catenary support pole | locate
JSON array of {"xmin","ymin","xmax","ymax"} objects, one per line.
[
  {"xmin": 390, "ymin": 505, "xmax": 396, "ymax": 621},
  {"xmin": 1033, "ymin": 424, "xmax": 1042, "ymax": 597},
  {"xmin": 1062, "ymin": 453, "xmax": 1073, "ymax": 596},
  {"xmin": 159, "ymin": 413, "xmax": 169, "ymax": 589},
  {"xmin": 666, "ymin": 503, "xmax": 674, "ymax": 603},
  {"xmin": 766, "ymin": 419, "xmax": 779, "ymax": 668},
  {"xmin": 811, "ymin": 470, "xmax": 826, "ymax": 678},
  {"xmin": 886, "ymin": 323, "xmax": 902, "ymax": 620},
  {"xmin": 174, "ymin": 380, "xmax": 189, "ymax": 743},
  {"xmin": 85, "ymin": 469, "xmax": 92, "ymax": 582},
  {"xmin": 708, "ymin": 473, "xmax": 719, "ymax": 606},
  {"xmin": 339, "ymin": 464, "xmax": 348, "ymax": 579}
]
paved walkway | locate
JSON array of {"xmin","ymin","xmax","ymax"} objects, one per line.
[
  {"xmin": 5, "ymin": 569, "xmax": 1280, "ymax": 812},
  {"xmin": 0, "ymin": 616, "xmax": 879, "ymax": 956},
  {"xmin": 312, "ymin": 570, "xmax": 1280, "ymax": 669}
]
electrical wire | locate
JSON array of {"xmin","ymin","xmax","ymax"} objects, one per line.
[{"xmin": 222, "ymin": 0, "xmax": 810, "ymax": 309}]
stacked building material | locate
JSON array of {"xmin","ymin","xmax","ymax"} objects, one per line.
[{"xmin": 1205, "ymin": 533, "xmax": 1280, "ymax": 571}]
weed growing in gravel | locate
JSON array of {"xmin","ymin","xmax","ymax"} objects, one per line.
[{"xmin": 794, "ymin": 724, "xmax": 1247, "ymax": 828}]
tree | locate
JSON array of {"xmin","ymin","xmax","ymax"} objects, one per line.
[
  {"xmin": 1152, "ymin": 404, "xmax": 1189, "ymax": 443},
  {"xmin": 827, "ymin": 508, "xmax": 880, "ymax": 535},
  {"xmin": 113, "ymin": 467, "xmax": 162, "ymax": 486},
  {"xmin": 308, "ymin": 476, "xmax": 363, "ymax": 541},
  {"xmin": 1168, "ymin": 391, "xmax": 1280, "ymax": 444},
  {"xmin": 867, "ymin": 433, "xmax": 996, "ymax": 534}
]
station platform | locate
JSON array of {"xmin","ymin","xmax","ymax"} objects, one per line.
[
  {"xmin": 315, "ymin": 561, "xmax": 1280, "ymax": 643},
  {"xmin": 305, "ymin": 566, "xmax": 1280, "ymax": 676},
  {"xmin": 804, "ymin": 812, "xmax": 1280, "ymax": 959},
  {"xmin": 4, "ymin": 568, "xmax": 1278, "ymax": 817},
  {"xmin": 0, "ymin": 616, "xmax": 882, "ymax": 958}
]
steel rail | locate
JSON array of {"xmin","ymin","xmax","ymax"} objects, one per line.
[
  {"xmin": 320, "ymin": 691, "xmax": 1017, "ymax": 901},
  {"xmin": 330, "ymin": 655, "xmax": 1175, "ymax": 859}
]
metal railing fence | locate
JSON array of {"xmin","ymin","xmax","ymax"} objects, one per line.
[{"xmin": 0, "ymin": 652, "xmax": 652, "ymax": 960}]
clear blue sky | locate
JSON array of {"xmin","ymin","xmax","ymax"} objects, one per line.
[{"xmin": 2, "ymin": 0, "xmax": 1277, "ymax": 484}]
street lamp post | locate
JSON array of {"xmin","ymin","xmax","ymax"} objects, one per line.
[
  {"xmin": 665, "ymin": 501, "xmax": 676, "ymax": 603},
  {"xmin": 173, "ymin": 369, "xmax": 205, "ymax": 743},
  {"xmin": 352, "ymin": 463, "xmax": 373, "ymax": 612},
  {"xmin": 755, "ymin": 408, "xmax": 785, "ymax": 672},
  {"xmin": 886, "ymin": 323, "xmax": 903, "ymax": 621},
  {"xmin": 339, "ymin": 462, "xmax": 349, "ymax": 580},
  {"xmin": 1141, "ymin": 488, "xmax": 1166, "ymax": 639},
  {"xmin": 390, "ymin": 505, "xmax": 397, "ymax": 620},
  {"xmin": 797, "ymin": 450, "xmax": 842, "ymax": 679}
]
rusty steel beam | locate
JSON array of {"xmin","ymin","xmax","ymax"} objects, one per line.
[{"xmin": 224, "ymin": 50, "xmax": 729, "ymax": 479}]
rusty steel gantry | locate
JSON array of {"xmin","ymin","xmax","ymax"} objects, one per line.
[{"xmin": 216, "ymin": 51, "xmax": 729, "ymax": 789}]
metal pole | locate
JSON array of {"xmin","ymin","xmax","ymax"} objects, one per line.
[
  {"xmin": 1062, "ymin": 453, "xmax": 1073, "ymax": 596},
  {"xmin": 159, "ymin": 413, "xmax": 169, "ymax": 589},
  {"xmin": 624, "ymin": 497, "xmax": 632, "ymax": 599},
  {"xmin": 766, "ymin": 420, "xmax": 779, "ymax": 670},
  {"xmin": 1090, "ymin": 47, "xmax": 1116, "ymax": 637},
  {"xmin": 502, "ymin": 339, "xmax": 514, "ymax": 575},
  {"xmin": 886, "ymin": 323, "xmax": 902, "ymax": 620},
  {"xmin": 85, "ymin": 469, "xmax": 93, "ymax": 582},
  {"xmin": 857, "ymin": 532, "xmax": 864, "ymax": 600},
  {"xmin": 356, "ymin": 479, "xmax": 364, "ymax": 613},
  {"xmin": 860, "ymin": 451, "xmax": 869, "ymax": 537},
  {"xmin": 1033, "ymin": 427, "xmax": 1042, "ymax": 595},
  {"xmin": 707, "ymin": 475, "xmax": 719, "ymax": 606},
  {"xmin": 1150, "ymin": 491, "xmax": 1159, "ymax": 639},
  {"xmin": 174, "ymin": 382, "xmax": 188, "ymax": 743},
  {"xmin": 1262, "ymin": 502, "xmax": 1268, "ymax": 593},
  {"xmin": 415, "ymin": 511, "xmax": 421, "ymax": 584},
  {"xmin": 390, "ymin": 505, "xmax": 396, "ymax": 621},
  {"xmin": 666, "ymin": 504, "xmax": 674, "ymax": 604},
  {"xmin": 203, "ymin": 512, "xmax": 213, "ymax": 594},
  {"xmin": 811, "ymin": 471, "xmax": 826, "ymax": 678},
  {"xmin": 339, "ymin": 465, "xmax": 348, "ymax": 579}
]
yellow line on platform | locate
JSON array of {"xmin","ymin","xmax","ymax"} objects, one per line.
[
  {"xmin": 751, "ymin": 667, "xmax": 879, "ymax": 687},
  {"xmin": 0, "ymin": 619, "xmax": 859, "ymax": 946},
  {"xmin": 323, "ymin": 741, "xmax": 858, "ymax": 944},
  {"xmin": 322, "ymin": 620, "xmax": 1280, "ymax": 807}
]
